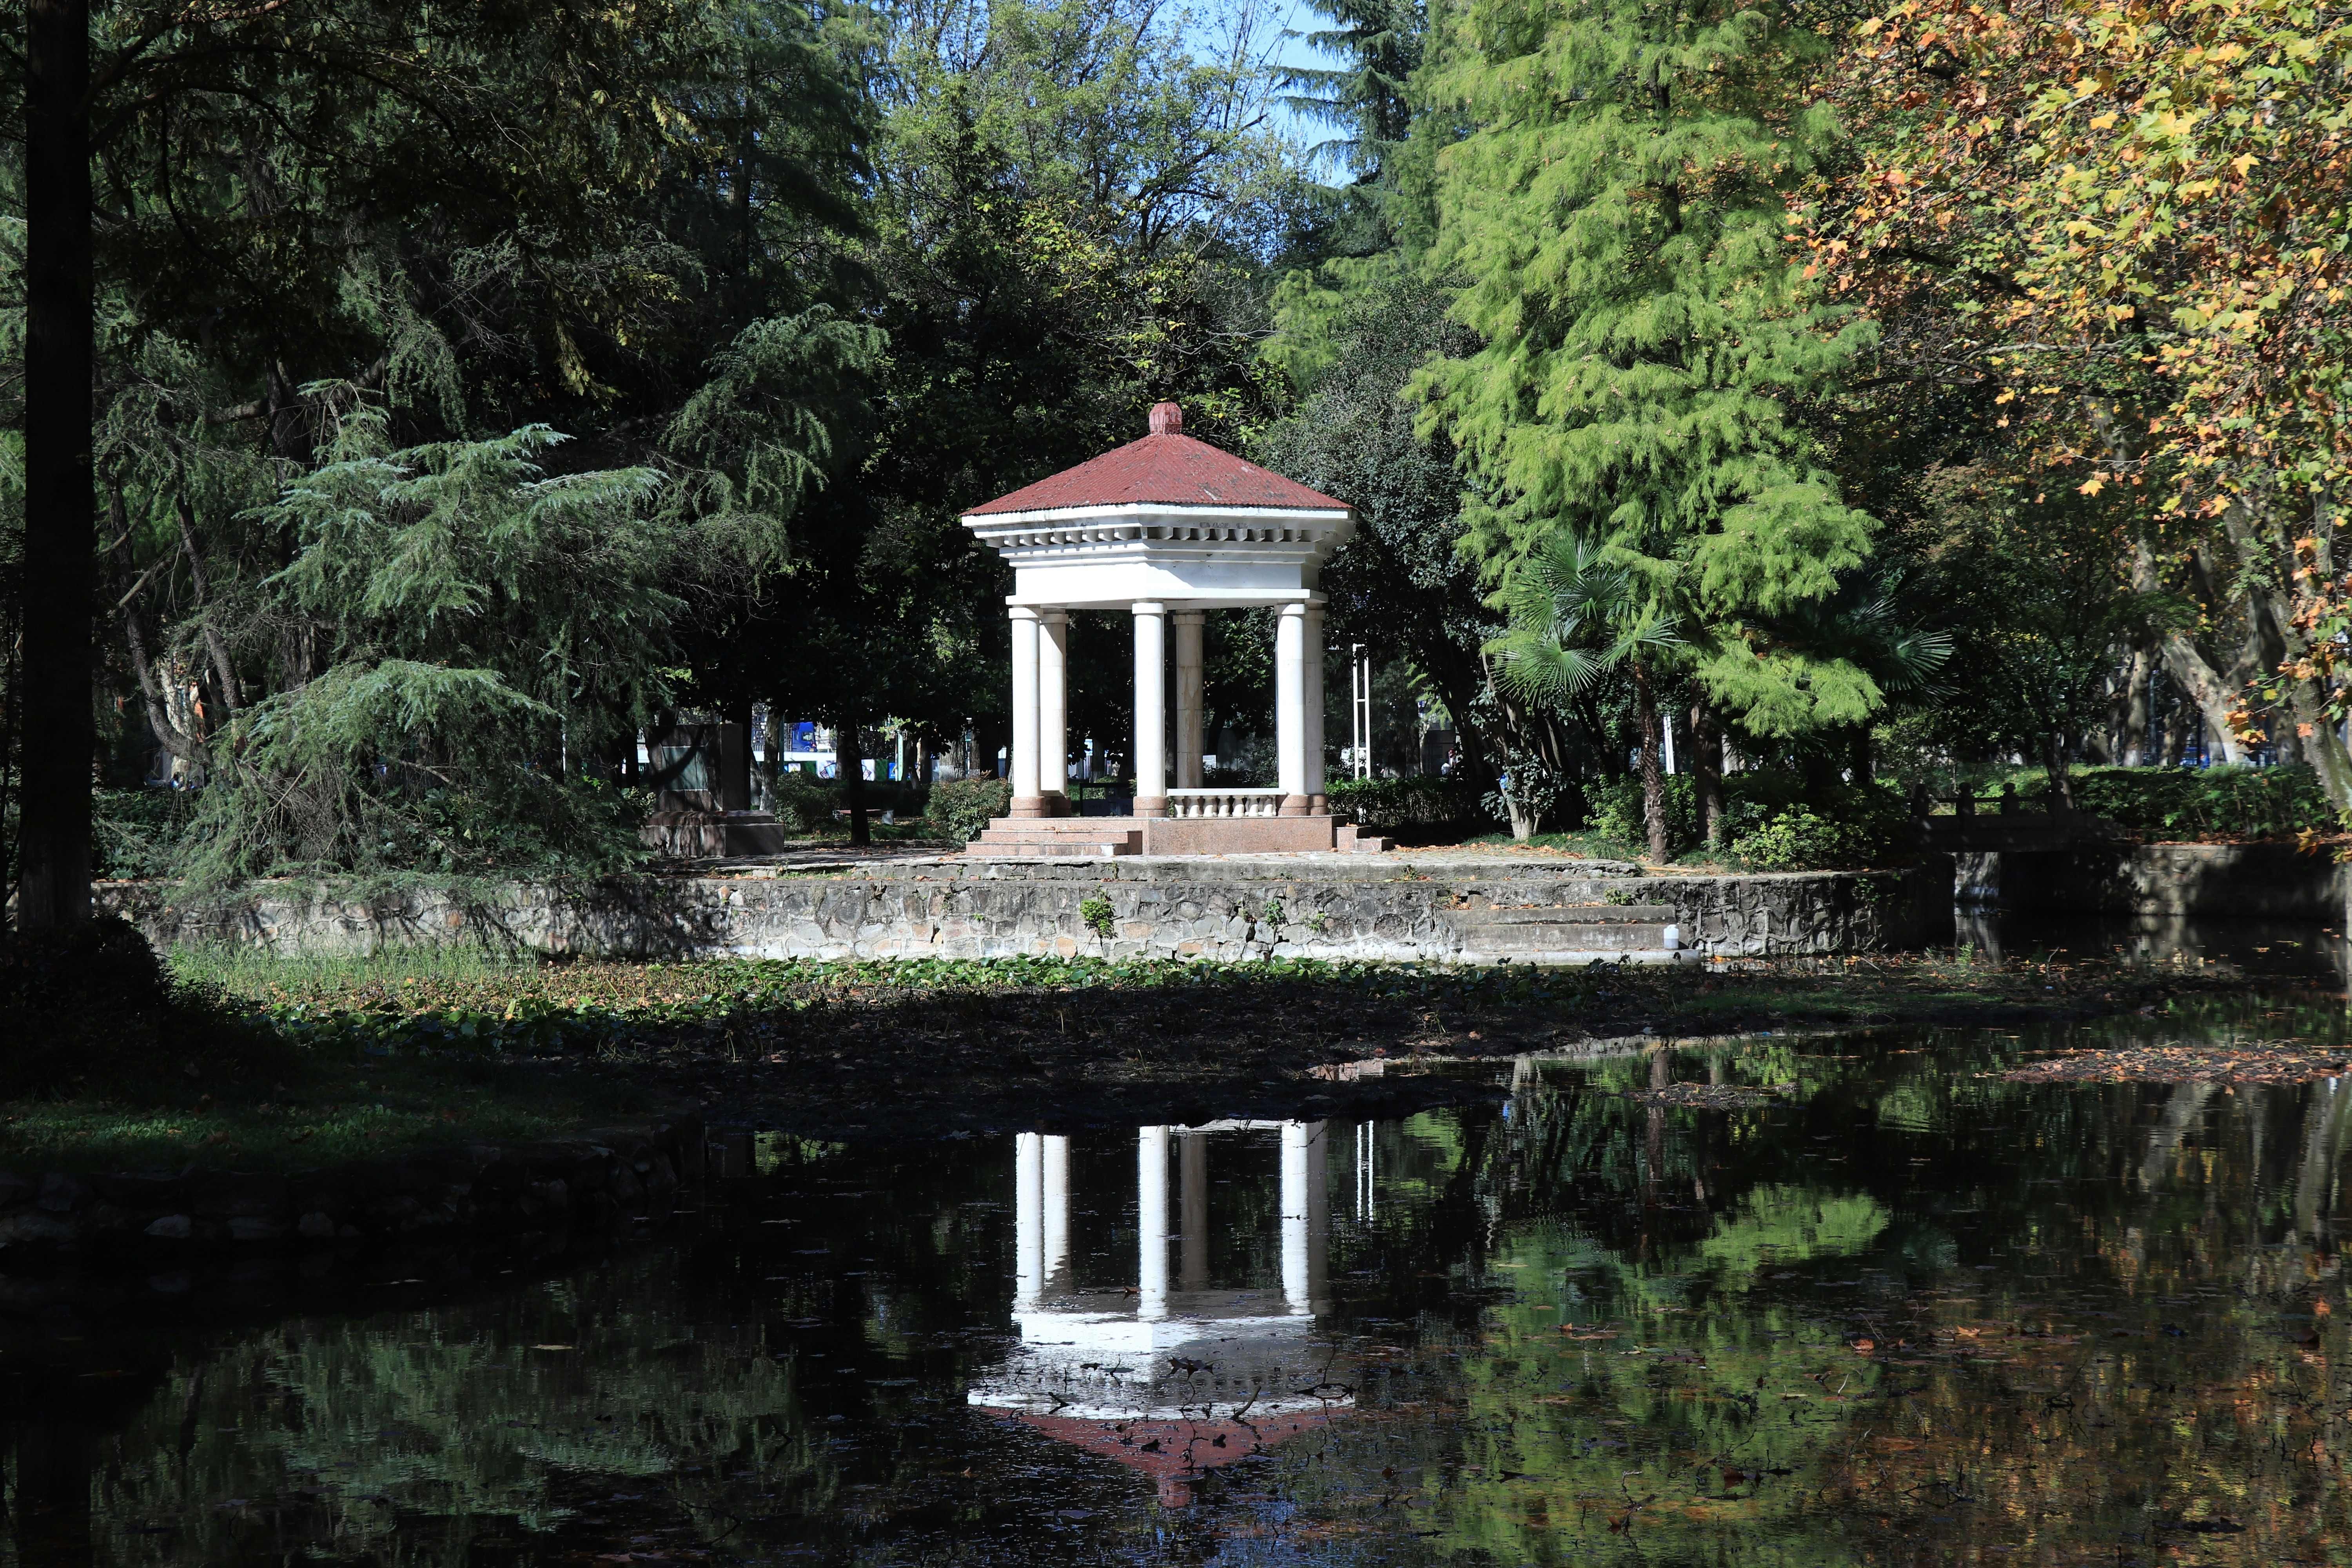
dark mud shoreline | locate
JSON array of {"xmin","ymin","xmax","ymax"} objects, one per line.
[{"xmin": 602, "ymin": 956, "xmax": 2300, "ymax": 1143}]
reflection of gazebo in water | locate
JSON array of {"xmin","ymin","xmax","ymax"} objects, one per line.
[{"xmin": 969, "ymin": 1122, "xmax": 1352, "ymax": 1506}]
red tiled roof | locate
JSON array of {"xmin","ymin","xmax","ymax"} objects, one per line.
[{"xmin": 965, "ymin": 403, "xmax": 1348, "ymax": 516}]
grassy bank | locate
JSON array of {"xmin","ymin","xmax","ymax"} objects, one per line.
[{"xmin": 2, "ymin": 940, "xmax": 2315, "ymax": 1174}]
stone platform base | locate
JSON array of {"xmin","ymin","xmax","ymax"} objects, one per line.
[
  {"xmin": 967, "ymin": 814, "xmax": 1390, "ymax": 857},
  {"xmin": 642, "ymin": 811, "xmax": 790, "ymax": 858},
  {"xmin": 110, "ymin": 854, "xmax": 1953, "ymax": 963}
]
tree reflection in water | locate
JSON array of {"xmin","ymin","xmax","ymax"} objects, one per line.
[{"xmin": 19, "ymin": 998, "xmax": 2352, "ymax": 1565}]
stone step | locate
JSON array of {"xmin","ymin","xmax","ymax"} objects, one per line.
[
  {"xmin": 967, "ymin": 819, "xmax": 1143, "ymax": 857},
  {"xmin": 1443, "ymin": 910, "xmax": 1676, "ymax": 954},
  {"xmin": 965, "ymin": 844, "xmax": 1137, "ymax": 858},
  {"xmin": 1448, "ymin": 904, "xmax": 1677, "ymax": 922}
]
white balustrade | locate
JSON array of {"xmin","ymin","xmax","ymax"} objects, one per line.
[{"xmin": 1165, "ymin": 788, "xmax": 1285, "ymax": 818}]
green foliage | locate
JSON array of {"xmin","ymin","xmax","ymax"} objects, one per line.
[
  {"xmin": 1415, "ymin": 0, "xmax": 1882, "ymax": 739},
  {"xmin": 92, "ymin": 788, "xmax": 201, "ymax": 880},
  {"xmin": 0, "ymin": 918, "xmax": 281, "ymax": 1097},
  {"xmin": 1588, "ymin": 774, "xmax": 1698, "ymax": 853},
  {"xmin": 1327, "ymin": 775, "xmax": 1484, "ymax": 835},
  {"xmin": 2071, "ymin": 764, "xmax": 2337, "ymax": 842},
  {"xmin": 666, "ymin": 306, "xmax": 888, "ymax": 560},
  {"xmin": 170, "ymin": 408, "xmax": 708, "ymax": 888},
  {"xmin": 1580, "ymin": 769, "xmax": 1906, "ymax": 867},
  {"xmin": 767, "ymin": 771, "xmax": 843, "ymax": 833},
  {"xmin": 1720, "ymin": 775, "xmax": 1909, "ymax": 870},
  {"xmin": 1080, "ymin": 893, "xmax": 1116, "ymax": 939},
  {"xmin": 1257, "ymin": 265, "xmax": 1501, "ymax": 792},
  {"xmin": 925, "ymin": 778, "xmax": 1013, "ymax": 844},
  {"xmin": 1726, "ymin": 806, "xmax": 1877, "ymax": 871}
]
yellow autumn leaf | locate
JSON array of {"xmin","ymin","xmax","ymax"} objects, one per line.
[
  {"xmin": 2231, "ymin": 154, "xmax": 2259, "ymax": 176},
  {"xmin": 2089, "ymin": 113, "xmax": 2118, "ymax": 130},
  {"xmin": 2078, "ymin": 477, "xmax": 2106, "ymax": 495}
]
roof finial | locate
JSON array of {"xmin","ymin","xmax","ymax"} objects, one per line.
[{"xmin": 1148, "ymin": 401, "xmax": 1183, "ymax": 436}]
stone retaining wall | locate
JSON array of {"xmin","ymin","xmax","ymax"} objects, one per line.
[
  {"xmin": 1958, "ymin": 842, "xmax": 2349, "ymax": 918},
  {"xmin": 0, "ymin": 1115, "xmax": 701, "ymax": 1255},
  {"xmin": 106, "ymin": 856, "xmax": 1954, "ymax": 962}
]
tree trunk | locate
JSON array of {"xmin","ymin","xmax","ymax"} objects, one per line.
[
  {"xmin": 174, "ymin": 495, "xmax": 240, "ymax": 720},
  {"xmin": 1632, "ymin": 660, "xmax": 1668, "ymax": 862},
  {"xmin": 2041, "ymin": 732, "xmax": 2076, "ymax": 810},
  {"xmin": 1846, "ymin": 725, "xmax": 1873, "ymax": 785},
  {"xmin": 839, "ymin": 717, "xmax": 869, "ymax": 846},
  {"xmin": 2134, "ymin": 541, "xmax": 2246, "ymax": 764},
  {"xmin": 2220, "ymin": 499, "xmax": 2352, "ymax": 807},
  {"xmin": 18, "ymin": 0, "xmax": 96, "ymax": 928},
  {"xmin": 2119, "ymin": 641, "xmax": 2154, "ymax": 766},
  {"xmin": 109, "ymin": 492, "xmax": 203, "ymax": 767},
  {"xmin": 1691, "ymin": 702, "xmax": 1724, "ymax": 844}
]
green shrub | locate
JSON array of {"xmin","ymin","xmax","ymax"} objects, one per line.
[
  {"xmin": 1586, "ymin": 775, "xmax": 1698, "ymax": 852},
  {"xmin": 1327, "ymin": 776, "xmax": 1484, "ymax": 837},
  {"xmin": 769, "ymin": 771, "xmax": 840, "ymax": 831},
  {"xmin": 927, "ymin": 777, "xmax": 1013, "ymax": 842},
  {"xmin": 1726, "ymin": 806, "xmax": 1869, "ymax": 870},
  {"xmin": 1721, "ymin": 773, "xmax": 1908, "ymax": 870},
  {"xmin": 2069, "ymin": 764, "xmax": 2335, "ymax": 840},
  {"xmin": 0, "ymin": 918, "xmax": 285, "ymax": 1097}
]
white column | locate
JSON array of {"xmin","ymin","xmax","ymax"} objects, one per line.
[
  {"xmin": 1280, "ymin": 1120, "xmax": 1313, "ymax": 1314},
  {"xmin": 1303, "ymin": 604, "xmax": 1327, "ymax": 812},
  {"xmin": 1009, "ymin": 606, "xmax": 1043, "ymax": 816},
  {"xmin": 1276, "ymin": 603, "xmax": 1308, "ymax": 814},
  {"xmin": 1039, "ymin": 611, "xmax": 1069, "ymax": 808},
  {"xmin": 1132, "ymin": 602, "xmax": 1168, "ymax": 816},
  {"xmin": 1015, "ymin": 1131, "xmax": 1044, "ymax": 1308},
  {"xmin": 1042, "ymin": 1134, "xmax": 1071, "ymax": 1290},
  {"xmin": 1174, "ymin": 611, "xmax": 1205, "ymax": 790},
  {"xmin": 1138, "ymin": 1124, "xmax": 1171, "ymax": 1319}
]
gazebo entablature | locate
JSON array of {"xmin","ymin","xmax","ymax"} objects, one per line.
[
  {"xmin": 962, "ymin": 404, "xmax": 1356, "ymax": 825},
  {"xmin": 971, "ymin": 502, "xmax": 1352, "ymax": 613}
]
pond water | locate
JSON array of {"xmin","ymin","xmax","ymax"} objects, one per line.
[{"xmin": 8, "ymin": 992, "xmax": 2352, "ymax": 1566}]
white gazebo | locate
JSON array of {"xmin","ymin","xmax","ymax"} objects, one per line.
[{"xmin": 960, "ymin": 403, "xmax": 1383, "ymax": 856}]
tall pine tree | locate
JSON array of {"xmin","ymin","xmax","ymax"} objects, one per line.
[{"xmin": 1415, "ymin": 0, "xmax": 1885, "ymax": 822}]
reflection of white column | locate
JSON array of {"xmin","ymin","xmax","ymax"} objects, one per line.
[
  {"xmin": 1138, "ymin": 1125, "xmax": 1171, "ymax": 1319},
  {"xmin": 1042, "ymin": 1134, "xmax": 1071, "ymax": 1289},
  {"xmin": 1281, "ymin": 1120, "xmax": 1312, "ymax": 1314},
  {"xmin": 1040, "ymin": 612, "xmax": 1069, "ymax": 807},
  {"xmin": 1015, "ymin": 1132, "xmax": 1044, "ymax": 1308},
  {"xmin": 1174, "ymin": 611, "xmax": 1206, "ymax": 789},
  {"xmin": 1133, "ymin": 603, "xmax": 1168, "ymax": 816},
  {"xmin": 1009, "ymin": 607, "xmax": 1042, "ymax": 815},
  {"xmin": 1303, "ymin": 604, "xmax": 1327, "ymax": 813},
  {"xmin": 1179, "ymin": 1130, "xmax": 1209, "ymax": 1291},
  {"xmin": 1276, "ymin": 604, "xmax": 1307, "ymax": 813},
  {"xmin": 1308, "ymin": 1118, "xmax": 1329, "ymax": 1314},
  {"xmin": 1356, "ymin": 1122, "xmax": 1376, "ymax": 1222}
]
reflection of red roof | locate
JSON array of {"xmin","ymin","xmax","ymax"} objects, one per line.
[
  {"xmin": 964, "ymin": 404, "xmax": 1348, "ymax": 516},
  {"xmin": 1009, "ymin": 1412, "xmax": 1342, "ymax": 1508}
]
